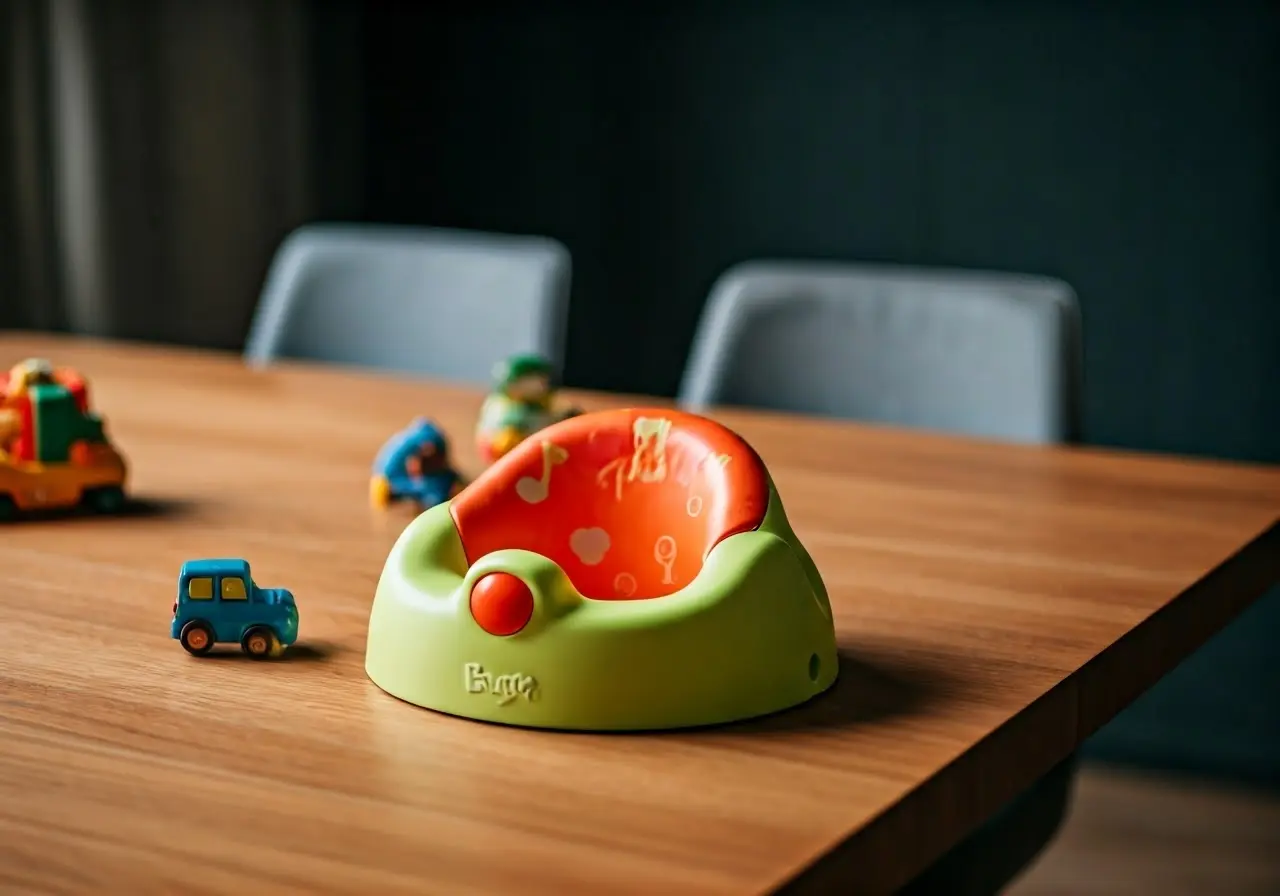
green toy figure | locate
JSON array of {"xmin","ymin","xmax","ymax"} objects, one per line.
[{"xmin": 475, "ymin": 354, "xmax": 579, "ymax": 465}]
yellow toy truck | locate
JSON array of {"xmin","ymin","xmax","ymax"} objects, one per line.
[{"xmin": 0, "ymin": 358, "xmax": 128, "ymax": 519}]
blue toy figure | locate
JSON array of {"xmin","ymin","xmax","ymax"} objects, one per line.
[{"xmin": 370, "ymin": 417, "xmax": 463, "ymax": 511}]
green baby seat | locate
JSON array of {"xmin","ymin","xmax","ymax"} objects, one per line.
[{"xmin": 365, "ymin": 407, "xmax": 838, "ymax": 730}]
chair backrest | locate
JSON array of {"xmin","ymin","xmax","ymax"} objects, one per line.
[
  {"xmin": 244, "ymin": 223, "xmax": 572, "ymax": 384},
  {"xmin": 450, "ymin": 409, "xmax": 770, "ymax": 601},
  {"xmin": 678, "ymin": 261, "xmax": 1082, "ymax": 444}
]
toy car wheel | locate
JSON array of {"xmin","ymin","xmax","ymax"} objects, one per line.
[
  {"xmin": 241, "ymin": 626, "xmax": 279, "ymax": 660},
  {"xmin": 84, "ymin": 485, "xmax": 125, "ymax": 514},
  {"xmin": 0, "ymin": 494, "xmax": 15, "ymax": 521},
  {"xmin": 179, "ymin": 620, "xmax": 215, "ymax": 656}
]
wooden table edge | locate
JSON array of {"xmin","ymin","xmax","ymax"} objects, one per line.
[
  {"xmin": 3, "ymin": 331, "xmax": 1276, "ymax": 476},
  {"xmin": 772, "ymin": 519, "xmax": 1280, "ymax": 894}
]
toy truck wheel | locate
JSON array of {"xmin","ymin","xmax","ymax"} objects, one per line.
[
  {"xmin": 84, "ymin": 485, "xmax": 125, "ymax": 514},
  {"xmin": 179, "ymin": 620, "xmax": 215, "ymax": 656},
  {"xmin": 241, "ymin": 626, "xmax": 280, "ymax": 660},
  {"xmin": 0, "ymin": 494, "xmax": 15, "ymax": 521}
]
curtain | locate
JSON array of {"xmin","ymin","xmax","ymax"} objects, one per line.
[
  {"xmin": 2, "ymin": 0, "xmax": 59, "ymax": 330},
  {"xmin": 3, "ymin": 0, "xmax": 326, "ymax": 350}
]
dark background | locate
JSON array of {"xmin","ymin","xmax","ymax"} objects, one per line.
[
  {"xmin": 352, "ymin": 1, "xmax": 1279, "ymax": 463},
  {"xmin": 339, "ymin": 0, "xmax": 1280, "ymax": 786}
]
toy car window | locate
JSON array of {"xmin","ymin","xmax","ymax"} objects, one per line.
[
  {"xmin": 187, "ymin": 577, "xmax": 213, "ymax": 600},
  {"xmin": 220, "ymin": 577, "xmax": 248, "ymax": 600}
]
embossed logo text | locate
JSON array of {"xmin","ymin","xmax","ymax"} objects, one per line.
[{"xmin": 463, "ymin": 662, "xmax": 538, "ymax": 706}]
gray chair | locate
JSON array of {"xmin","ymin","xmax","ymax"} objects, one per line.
[
  {"xmin": 680, "ymin": 260, "xmax": 1081, "ymax": 444},
  {"xmin": 244, "ymin": 223, "xmax": 572, "ymax": 384},
  {"xmin": 679, "ymin": 259, "xmax": 1083, "ymax": 894}
]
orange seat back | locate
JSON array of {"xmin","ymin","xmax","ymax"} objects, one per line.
[{"xmin": 450, "ymin": 408, "xmax": 770, "ymax": 600}]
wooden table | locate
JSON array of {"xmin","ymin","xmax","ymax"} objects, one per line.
[{"xmin": 1, "ymin": 335, "xmax": 1277, "ymax": 895}]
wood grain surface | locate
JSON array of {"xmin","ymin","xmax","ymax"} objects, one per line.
[{"xmin": 1, "ymin": 334, "xmax": 1277, "ymax": 895}]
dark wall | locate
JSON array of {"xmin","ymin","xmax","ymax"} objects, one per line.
[{"xmin": 354, "ymin": 1, "xmax": 1280, "ymax": 784}]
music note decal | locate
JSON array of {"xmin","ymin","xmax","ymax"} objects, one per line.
[
  {"xmin": 515, "ymin": 441, "xmax": 569, "ymax": 504},
  {"xmin": 626, "ymin": 417, "xmax": 672, "ymax": 484}
]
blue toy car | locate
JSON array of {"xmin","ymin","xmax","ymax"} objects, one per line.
[
  {"xmin": 170, "ymin": 558, "xmax": 299, "ymax": 658},
  {"xmin": 369, "ymin": 417, "xmax": 463, "ymax": 510}
]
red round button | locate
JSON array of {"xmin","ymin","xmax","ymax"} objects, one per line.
[{"xmin": 469, "ymin": 573, "xmax": 534, "ymax": 636}]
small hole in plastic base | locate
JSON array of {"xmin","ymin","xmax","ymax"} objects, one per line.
[{"xmin": 807, "ymin": 653, "xmax": 821, "ymax": 682}]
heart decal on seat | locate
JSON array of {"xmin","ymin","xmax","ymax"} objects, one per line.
[{"xmin": 569, "ymin": 527, "xmax": 611, "ymax": 566}]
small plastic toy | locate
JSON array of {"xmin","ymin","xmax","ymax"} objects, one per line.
[
  {"xmin": 171, "ymin": 558, "xmax": 299, "ymax": 658},
  {"xmin": 0, "ymin": 358, "xmax": 128, "ymax": 520},
  {"xmin": 369, "ymin": 417, "xmax": 463, "ymax": 510},
  {"xmin": 474, "ymin": 353, "xmax": 579, "ymax": 465},
  {"xmin": 366, "ymin": 407, "xmax": 838, "ymax": 731}
]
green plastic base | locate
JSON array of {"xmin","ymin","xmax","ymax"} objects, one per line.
[{"xmin": 365, "ymin": 481, "xmax": 838, "ymax": 731}]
